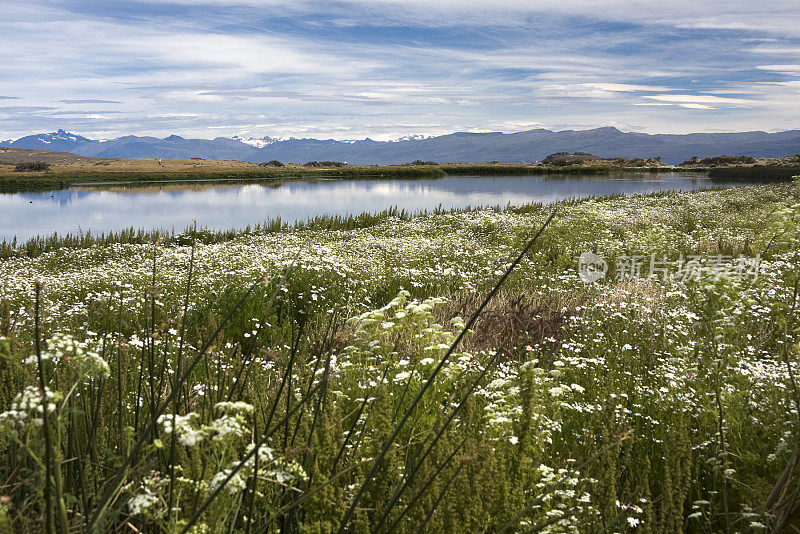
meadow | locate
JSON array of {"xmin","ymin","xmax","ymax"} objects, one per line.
[{"xmin": 1, "ymin": 183, "xmax": 799, "ymax": 532}]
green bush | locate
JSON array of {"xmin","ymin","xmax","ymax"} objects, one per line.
[
  {"xmin": 13, "ymin": 161, "xmax": 50, "ymax": 172},
  {"xmin": 304, "ymin": 161, "xmax": 348, "ymax": 167}
]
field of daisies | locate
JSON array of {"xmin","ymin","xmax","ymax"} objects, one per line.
[{"xmin": 1, "ymin": 183, "xmax": 800, "ymax": 533}]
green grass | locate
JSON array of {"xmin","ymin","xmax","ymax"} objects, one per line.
[
  {"xmin": 1, "ymin": 184, "xmax": 800, "ymax": 532},
  {"xmin": 709, "ymin": 165, "xmax": 800, "ymax": 182},
  {"xmin": 438, "ymin": 164, "xmax": 694, "ymax": 175}
]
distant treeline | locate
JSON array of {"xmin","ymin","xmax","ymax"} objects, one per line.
[{"xmin": 709, "ymin": 166, "xmax": 800, "ymax": 182}]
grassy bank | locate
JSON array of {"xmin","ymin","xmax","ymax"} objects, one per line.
[
  {"xmin": 439, "ymin": 164, "xmax": 704, "ymax": 175},
  {"xmin": 0, "ymin": 166, "xmax": 448, "ymax": 193},
  {"xmin": 709, "ymin": 165, "xmax": 800, "ymax": 182},
  {"xmin": 2, "ymin": 184, "xmax": 800, "ymax": 532}
]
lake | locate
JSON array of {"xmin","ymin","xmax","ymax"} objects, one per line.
[{"xmin": 0, "ymin": 172, "xmax": 741, "ymax": 242}]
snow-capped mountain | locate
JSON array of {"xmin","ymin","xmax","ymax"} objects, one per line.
[
  {"xmin": 2, "ymin": 128, "xmax": 800, "ymax": 164},
  {"xmin": 392, "ymin": 134, "xmax": 432, "ymax": 142},
  {"xmin": 1, "ymin": 129, "xmax": 97, "ymax": 152},
  {"xmin": 230, "ymin": 135, "xmax": 290, "ymax": 149}
]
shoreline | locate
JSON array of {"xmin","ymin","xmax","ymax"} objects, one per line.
[
  {"xmin": 0, "ymin": 182, "xmax": 751, "ymax": 259},
  {"xmin": 0, "ymin": 163, "xmax": 710, "ymax": 193}
]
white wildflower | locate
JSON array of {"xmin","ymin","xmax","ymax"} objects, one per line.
[
  {"xmin": 209, "ymin": 414, "xmax": 248, "ymax": 442},
  {"xmin": 128, "ymin": 492, "xmax": 158, "ymax": 516},
  {"xmin": 209, "ymin": 469, "xmax": 247, "ymax": 495},
  {"xmin": 214, "ymin": 401, "xmax": 254, "ymax": 415}
]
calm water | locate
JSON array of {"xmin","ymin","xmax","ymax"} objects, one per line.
[{"xmin": 1, "ymin": 173, "xmax": 738, "ymax": 241}]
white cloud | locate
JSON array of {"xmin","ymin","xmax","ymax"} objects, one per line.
[
  {"xmin": 584, "ymin": 83, "xmax": 668, "ymax": 92},
  {"xmin": 749, "ymin": 46, "xmax": 800, "ymax": 55},
  {"xmin": 0, "ymin": 0, "xmax": 798, "ymax": 139},
  {"xmin": 756, "ymin": 64, "xmax": 800, "ymax": 75},
  {"xmin": 679, "ymin": 103, "xmax": 715, "ymax": 110},
  {"xmin": 644, "ymin": 94, "xmax": 755, "ymax": 105}
]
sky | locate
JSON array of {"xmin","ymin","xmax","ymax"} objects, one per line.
[{"xmin": 1, "ymin": 0, "xmax": 799, "ymax": 141}]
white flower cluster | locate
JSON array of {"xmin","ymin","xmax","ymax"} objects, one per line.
[
  {"xmin": 265, "ymin": 457, "xmax": 309, "ymax": 485},
  {"xmin": 157, "ymin": 413, "xmax": 205, "ymax": 447},
  {"xmin": 214, "ymin": 401, "xmax": 255, "ymax": 415},
  {"xmin": 209, "ymin": 468, "xmax": 248, "ymax": 495},
  {"xmin": 0, "ymin": 386, "xmax": 59, "ymax": 429},
  {"xmin": 209, "ymin": 443, "xmax": 307, "ymax": 495},
  {"xmin": 22, "ymin": 332, "xmax": 109, "ymax": 380},
  {"xmin": 208, "ymin": 414, "xmax": 248, "ymax": 442},
  {"xmin": 128, "ymin": 492, "xmax": 158, "ymax": 516},
  {"xmin": 530, "ymin": 463, "xmax": 597, "ymax": 533},
  {"xmin": 157, "ymin": 404, "xmax": 255, "ymax": 447},
  {"xmin": 127, "ymin": 471, "xmax": 168, "ymax": 516}
]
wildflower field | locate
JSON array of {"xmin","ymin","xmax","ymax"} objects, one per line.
[{"xmin": 1, "ymin": 183, "xmax": 800, "ymax": 533}]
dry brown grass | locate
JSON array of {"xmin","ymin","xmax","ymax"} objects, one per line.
[
  {"xmin": 0, "ymin": 148, "xmax": 315, "ymax": 177},
  {"xmin": 0, "ymin": 158, "xmax": 307, "ymax": 177},
  {"xmin": 436, "ymin": 288, "xmax": 586, "ymax": 361}
]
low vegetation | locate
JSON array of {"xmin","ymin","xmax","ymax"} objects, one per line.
[
  {"xmin": 2, "ymin": 184, "xmax": 800, "ymax": 531},
  {"xmin": 680, "ymin": 156, "xmax": 758, "ymax": 167},
  {"xmin": 304, "ymin": 161, "xmax": 348, "ymax": 168},
  {"xmin": 542, "ymin": 154, "xmax": 664, "ymax": 168},
  {"xmin": 14, "ymin": 161, "xmax": 51, "ymax": 172},
  {"xmin": 0, "ymin": 166, "xmax": 448, "ymax": 193},
  {"xmin": 709, "ymin": 166, "xmax": 800, "ymax": 182}
]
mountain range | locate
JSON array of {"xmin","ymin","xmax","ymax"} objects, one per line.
[{"xmin": 2, "ymin": 127, "xmax": 799, "ymax": 165}]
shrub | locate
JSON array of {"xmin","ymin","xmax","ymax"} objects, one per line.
[
  {"xmin": 680, "ymin": 155, "xmax": 756, "ymax": 167},
  {"xmin": 549, "ymin": 159, "xmax": 572, "ymax": 167},
  {"xmin": 259, "ymin": 160, "xmax": 284, "ymax": 167},
  {"xmin": 13, "ymin": 161, "xmax": 50, "ymax": 172},
  {"xmin": 304, "ymin": 161, "xmax": 347, "ymax": 167}
]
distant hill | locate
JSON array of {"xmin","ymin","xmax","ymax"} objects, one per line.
[
  {"xmin": 2, "ymin": 127, "xmax": 799, "ymax": 164},
  {"xmin": 0, "ymin": 147, "xmax": 99, "ymax": 164},
  {"xmin": 4, "ymin": 129, "xmax": 98, "ymax": 153}
]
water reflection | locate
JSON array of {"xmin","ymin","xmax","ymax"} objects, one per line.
[{"xmin": 1, "ymin": 173, "xmax": 732, "ymax": 241}]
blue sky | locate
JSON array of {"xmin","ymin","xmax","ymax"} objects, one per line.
[{"xmin": 1, "ymin": 0, "xmax": 799, "ymax": 140}]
